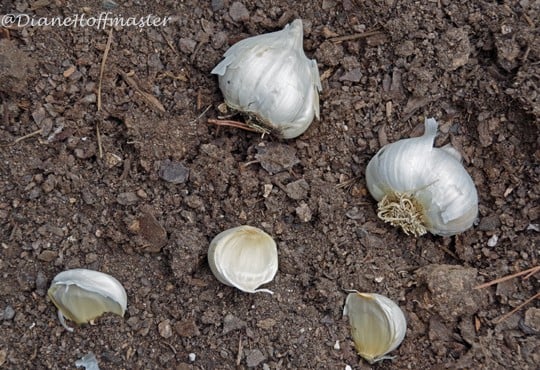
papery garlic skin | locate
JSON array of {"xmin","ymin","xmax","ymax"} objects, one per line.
[
  {"xmin": 48, "ymin": 268, "xmax": 127, "ymax": 331},
  {"xmin": 343, "ymin": 292, "xmax": 407, "ymax": 364},
  {"xmin": 366, "ymin": 118, "xmax": 478, "ymax": 236},
  {"xmin": 208, "ymin": 225, "xmax": 278, "ymax": 294},
  {"xmin": 211, "ymin": 19, "xmax": 322, "ymax": 139}
]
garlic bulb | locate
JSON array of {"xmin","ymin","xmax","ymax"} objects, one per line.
[
  {"xmin": 48, "ymin": 268, "xmax": 127, "ymax": 332},
  {"xmin": 208, "ymin": 225, "xmax": 278, "ymax": 294},
  {"xmin": 343, "ymin": 292, "xmax": 407, "ymax": 364},
  {"xmin": 211, "ymin": 19, "xmax": 322, "ymax": 139},
  {"xmin": 366, "ymin": 118, "xmax": 478, "ymax": 236}
]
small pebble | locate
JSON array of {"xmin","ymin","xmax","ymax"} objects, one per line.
[
  {"xmin": 487, "ymin": 234, "xmax": 498, "ymax": 247},
  {"xmin": 3, "ymin": 306, "xmax": 15, "ymax": 321},
  {"xmin": 229, "ymin": 1, "xmax": 249, "ymax": 22},
  {"xmin": 188, "ymin": 353, "xmax": 196, "ymax": 362},
  {"xmin": 116, "ymin": 192, "xmax": 139, "ymax": 206},
  {"xmin": 245, "ymin": 349, "xmax": 265, "ymax": 368},
  {"xmin": 158, "ymin": 160, "xmax": 190, "ymax": 184},
  {"xmin": 158, "ymin": 320, "xmax": 173, "ymax": 338}
]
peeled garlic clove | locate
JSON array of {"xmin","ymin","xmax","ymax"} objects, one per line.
[
  {"xmin": 48, "ymin": 268, "xmax": 127, "ymax": 331},
  {"xmin": 208, "ymin": 225, "xmax": 278, "ymax": 294},
  {"xmin": 211, "ymin": 19, "xmax": 322, "ymax": 139},
  {"xmin": 343, "ymin": 292, "xmax": 407, "ymax": 364},
  {"xmin": 365, "ymin": 117, "xmax": 478, "ymax": 236}
]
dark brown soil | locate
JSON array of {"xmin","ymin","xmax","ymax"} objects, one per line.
[{"xmin": 0, "ymin": 1, "xmax": 539, "ymax": 369}]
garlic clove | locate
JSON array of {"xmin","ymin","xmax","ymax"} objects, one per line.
[
  {"xmin": 48, "ymin": 268, "xmax": 127, "ymax": 331},
  {"xmin": 343, "ymin": 292, "xmax": 407, "ymax": 364},
  {"xmin": 208, "ymin": 225, "xmax": 278, "ymax": 294},
  {"xmin": 211, "ymin": 19, "xmax": 322, "ymax": 139},
  {"xmin": 365, "ymin": 117, "xmax": 478, "ymax": 236}
]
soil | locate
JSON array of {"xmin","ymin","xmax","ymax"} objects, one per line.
[{"xmin": 0, "ymin": 0, "xmax": 539, "ymax": 369}]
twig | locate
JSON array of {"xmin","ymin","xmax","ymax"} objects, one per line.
[
  {"xmin": 236, "ymin": 336, "xmax": 243, "ymax": 366},
  {"xmin": 494, "ymin": 292, "xmax": 540, "ymax": 324},
  {"xmin": 96, "ymin": 123, "xmax": 103, "ymax": 159},
  {"xmin": 14, "ymin": 128, "xmax": 43, "ymax": 144},
  {"xmin": 329, "ymin": 30, "xmax": 383, "ymax": 43},
  {"xmin": 119, "ymin": 71, "xmax": 166, "ymax": 113},
  {"xmin": 207, "ymin": 118, "xmax": 263, "ymax": 133},
  {"xmin": 474, "ymin": 265, "xmax": 540, "ymax": 289},
  {"xmin": 98, "ymin": 27, "xmax": 114, "ymax": 112},
  {"xmin": 188, "ymin": 105, "xmax": 211, "ymax": 124}
]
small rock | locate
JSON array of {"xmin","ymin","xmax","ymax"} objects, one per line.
[
  {"xmin": 178, "ymin": 38, "xmax": 197, "ymax": 55},
  {"xmin": 211, "ymin": 0, "xmax": 224, "ymax": 11},
  {"xmin": 35, "ymin": 271, "xmax": 48, "ymax": 296},
  {"xmin": 174, "ymin": 319, "xmax": 200, "ymax": 337},
  {"xmin": 295, "ymin": 202, "xmax": 312, "ymax": 222},
  {"xmin": 85, "ymin": 252, "xmax": 98, "ymax": 264},
  {"xmin": 437, "ymin": 27, "xmax": 471, "ymax": 71},
  {"xmin": 255, "ymin": 143, "xmax": 300, "ymax": 175},
  {"xmin": 188, "ymin": 353, "xmax": 196, "ymax": 362},
  {"xmin": 285, "ymin": 179, "xmax": 309, "ymax": 200},
  {"xmin": 41, "ymin": 174, "xmax": 56, "ymax": 193},
  {"xmin": 245, "ymin": 349, "xmax": 265, "ymax": 368},
  {"xmin": 222, "ymin": 313, "xmax": 246, "ymax": 334},
  {"xmin": 339, "ymin": 68, "xmax": 362, "ymax": 82},
  {"xmin": 80, "ymin": 94, "xmax": 97, "ymax": 104},
  {"xmin": 415, "ymin": 264, "xmax": 487, "ymax": 323},
  {"xmin": 478, "ymin": 214, "xmax": 501, "ymax": 231},
  {"xmin": 522, "ymin": 307, "xmax": 540, "ymax": 334},
  {"xmin": 256, "ymin": 318, "xmax": 276, "ymax": 330},
  {"xmin": 158, "ymin": 320, "xmax": 173, "ymax": 338},
  {"xmin": 487, "ymin": 234, "xmax": 498, "ymax": 247},
  {"xmin": 345, "ymin": 207, "xmax": 363, "ymax": 220},
  {"xmin": 75, "ymin": 352, "xmax": 99, "ymax": 370},
  {"xmin": 129, "ymin": 208, "xmax": 168, "ymax": 253},
  {"xmin": 104, "ymin": 153, "xmax": 122, "ymax": 168},
  {"xmin": 158, "ymin": 160, "xmax": 190, "ymax": 184},
  {"xmin": 229, "ymin": 2, "xmax": 249, "ymax": 22},
  {"xmin": 0, "ymin": 348, "xmax": 6, "ymax": 366},
  {"xmin": 117, "ymin": 192, "xmax": 139, "ymax": 206},
  {"xmin": 3, "ymin": 306, "xmax": 15, "ymax": 321},
  {"xmin": 37, "ymin": 250, "xmax": 57, "ymax": 262}
]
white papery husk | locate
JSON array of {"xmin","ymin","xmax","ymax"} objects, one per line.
[
  {"xmin": 211, "ymin": 19, "xmax": 322, "ymax": 139},
  {"xmin": 366, "ymin": 118, "xmax": 478, "ymax": 236},
  {"xmin": 208, "ymin": 225, "xmax": 278, "ymax": 294},
  {"xmin": 48, "ymin": 268, "xmax": 127, "ymax": 331},
  {"xmin": 343, "ymin": 292, "xmax": 407, "ymax": 364}
]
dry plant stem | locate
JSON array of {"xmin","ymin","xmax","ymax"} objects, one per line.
[
  {"xmin": 207, "ymin": 118, "xmax": 264, "ymax": 133},
  {"xmin": 474, "ymin": 265, "xmax": 540, "ymax": 289},
  {"xmin": 96, "ymin": 123, "xmax": 103, "ymax": 159},
  {"xmin": 494, "ymin": 292, "xmax": 540, "ymax": 324},
  {"xmin": 377, "ymin": 192, "xmax": 427, "ymax": 236},
  {"xmin": 14, "ymin": 128, "xmax": 43, "ymax": 144},
  {"xmin": 98, "ymin": 27, "xmax": 113, "ymax": 112},
  {"xmin": 329, "ymin": 29, "xmax": 383, "ymax": 43}
]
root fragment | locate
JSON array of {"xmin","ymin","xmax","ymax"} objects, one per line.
[{"xmin": 377, "ymin": 192, "xmax": 427, "ymax": 236}]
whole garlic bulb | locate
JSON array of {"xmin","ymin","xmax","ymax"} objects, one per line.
[
  {"xmin": 343, "ymin": 292, "xmax": 407, "ymax": 364},
  {"xmin": 366, "ymin": 118, "xmax": 478, "ymax": 236},
  {"xmin": 208, "ymin": 225, "xmax": 278, "ymax": 294},
  {"xmin": 211, "ymin": 19, "xmax": 322, "ymax": 139},
  {"xmin": 48, "ymin": 268, "xmax": 127, "ymax": 332}
]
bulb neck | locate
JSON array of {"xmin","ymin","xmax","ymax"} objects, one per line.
[{"xmin": 377, "ymin": 192, "xmax": 427, "ymax": 236}]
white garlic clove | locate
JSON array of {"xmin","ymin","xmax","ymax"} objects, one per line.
[
  {"xmin": 365, "ymin": 117, "xmax": 478, "ymax": 236},
  {"xmin": 208, "ymin": 225, "xmax": 278, "ymax": 294},
  {"xmin": 48, "ymin": 268, "xmax": 127, "ymax": 331},
  {"xmin": 211, "ymin": 19, "xmax": 322, "ymax": 139},
  {"xmin": 343, "ymin": 292, "xmax": 407, "ymax": 364}
]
